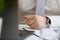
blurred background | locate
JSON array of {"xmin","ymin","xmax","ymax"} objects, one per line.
[
  {"xmin": 0, "ymin": 0, "xmax": 60, "ymax": 40},
  {"xmin": 0, "ymin": 0, "xmax": 18, "ymax": 40}
]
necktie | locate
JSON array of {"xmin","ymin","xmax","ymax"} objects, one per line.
[
  {"xmin": 35, "ymin": 0, "xmax": 45, "ymax": 16},
  {"xmin": 35, "ymin": 0, "xmax": 45, "ymax": 39}
]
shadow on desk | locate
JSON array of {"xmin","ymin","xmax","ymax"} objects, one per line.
[{"xmin": 19, "ymin": 30, "xmax": 34, "ymax": 40}]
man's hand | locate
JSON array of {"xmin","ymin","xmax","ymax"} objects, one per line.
[{"xmin": 23, "ymin": 15, "xmax": 47, "ymax": 30}]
